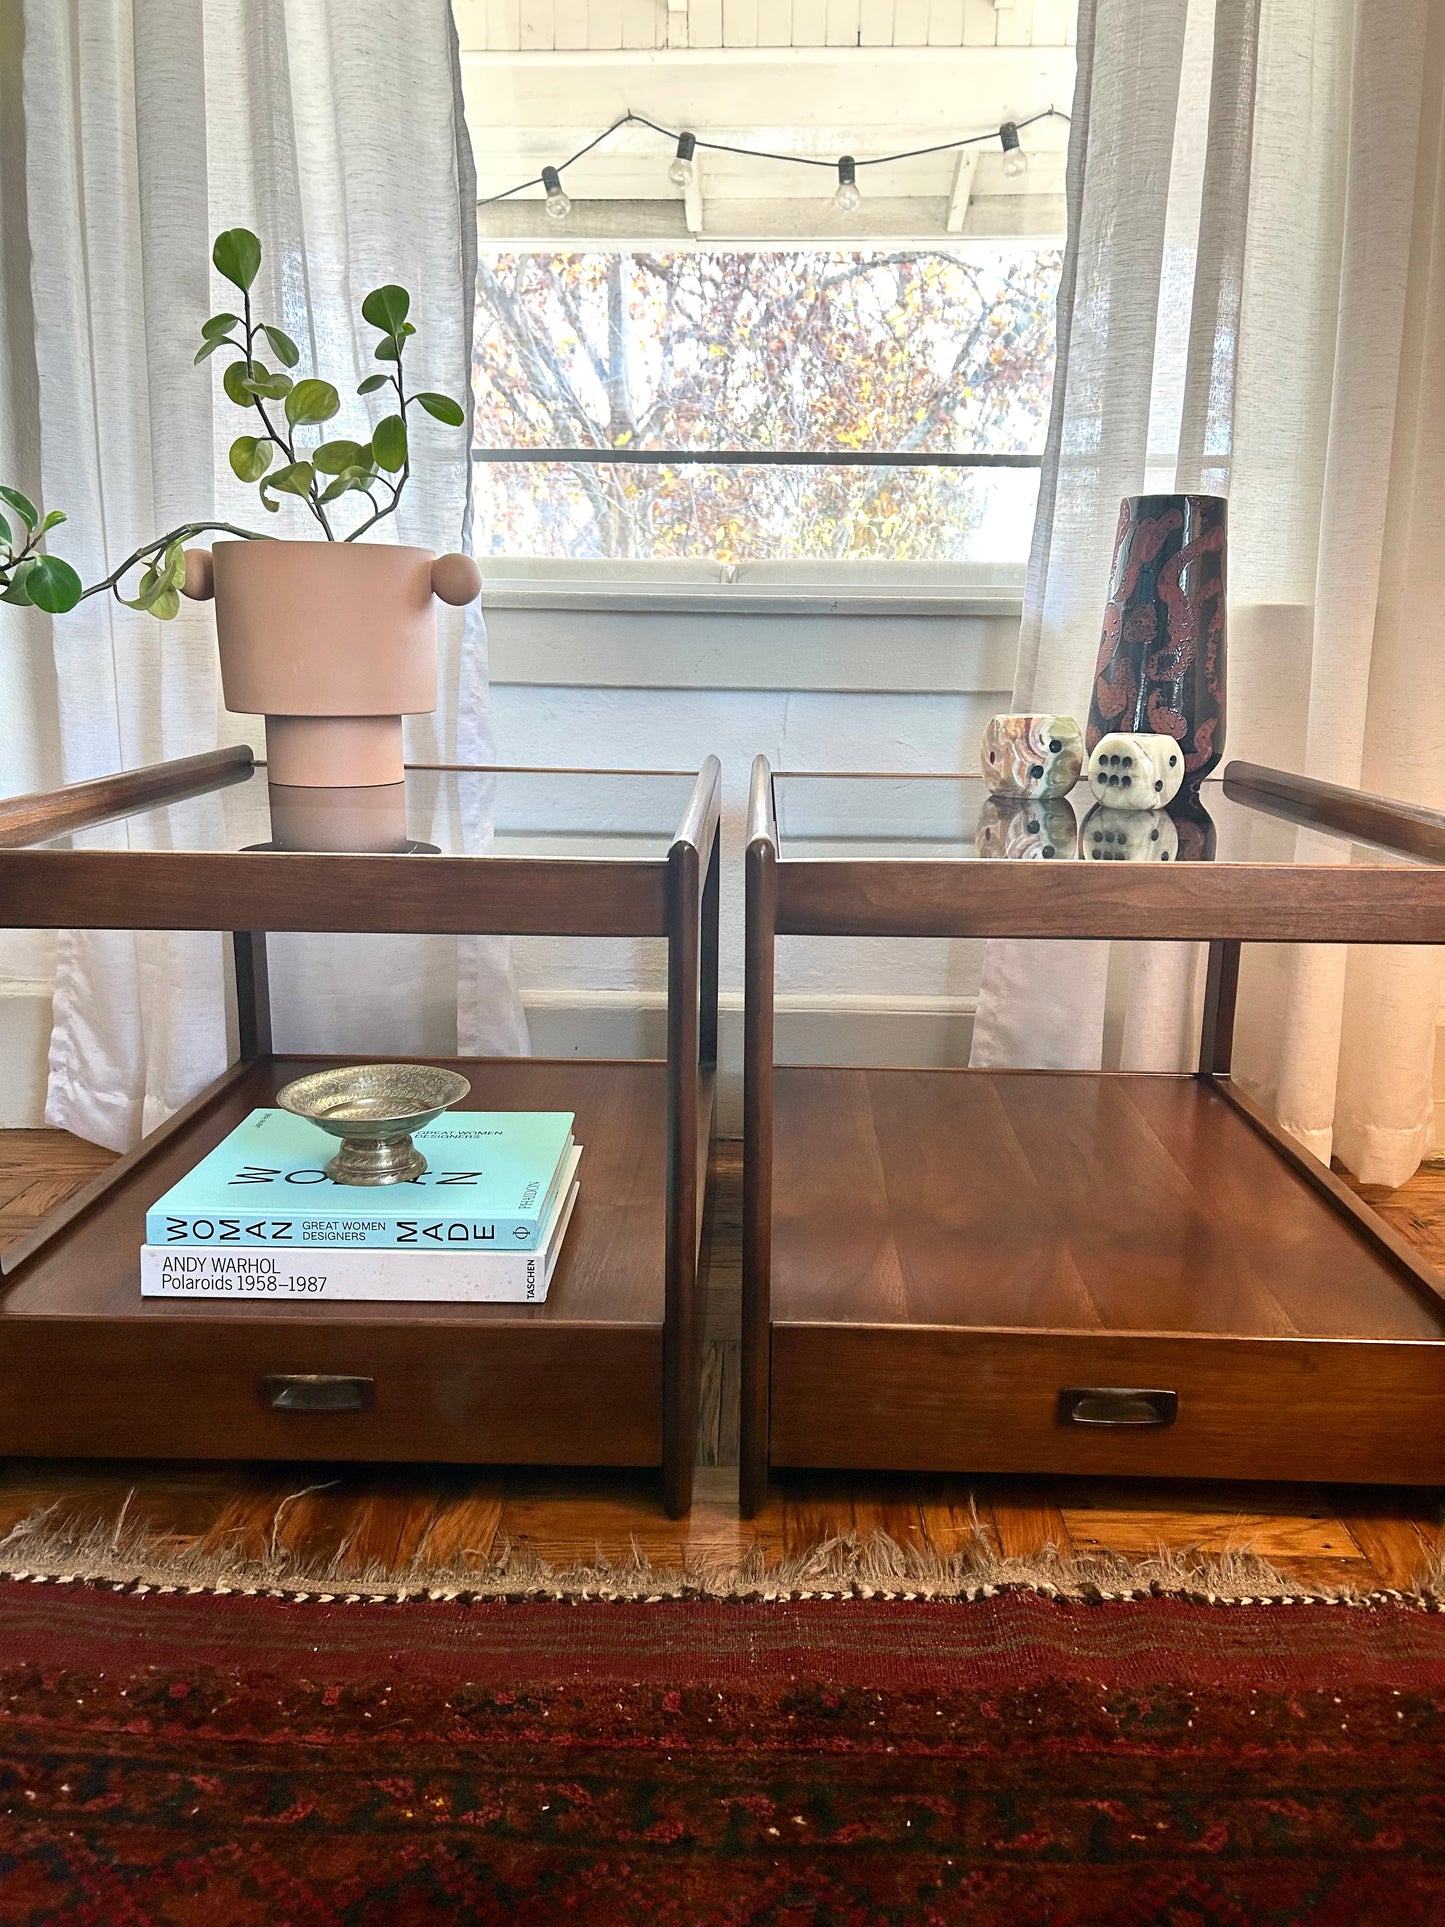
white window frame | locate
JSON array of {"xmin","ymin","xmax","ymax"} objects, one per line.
[{"xmin": 471, "ymin": 223, "xmax": 1061, "ymax": 612}]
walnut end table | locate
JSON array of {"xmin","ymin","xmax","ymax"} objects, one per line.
[
  {"xmin": 0, "ymin": 749, "xmax": 720, "ymax": 1517},
  {"xmin": 742, "ymin": 757, "xmax": 1445, "ymax": 1516}
]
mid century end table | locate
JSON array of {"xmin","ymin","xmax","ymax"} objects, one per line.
[
  {"xmin": 0, "ymin": 749, "xmax": 719, "ymax": 1516},
  {"xmin": 742, "ymin": 756, "xmax": 1445, "ymax": 1515}
]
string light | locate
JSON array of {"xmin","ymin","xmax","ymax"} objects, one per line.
[
  {"xmin": 541, "ymin": 165, "xmax": 572, "ymax": 222},
  {"xmin": 481, "ymin": 108, "xmax": 1065, "ymax": 217},
  {"xmin": 833, "ymin": 155, "xmax": 861, "ymax": 213},
  {"xmin": 668, "ymin": 132, "xmax": 697, "ymax": 189},
  {"xmin": 999, "ymin": 121, "xmax": 1029, "ymax": 181}
]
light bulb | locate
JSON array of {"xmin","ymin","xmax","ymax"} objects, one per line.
[
  {"xmin": 833, "ymin": 155, "xmax": 862, "ymax": 214},
  {"xmin": 999, "ymin": 122, "xmax": 1029, "ymax": 181},
  {"xmin": 541, "ymin": 165, "xmax": 572, "ymax": 222},
  {"xmin": 668, "ymin": 132, "xmax": 697, "ymax": 189}
]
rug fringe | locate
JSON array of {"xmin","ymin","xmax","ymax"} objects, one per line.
[{"xmin": 0, "ymin": 1508, "xmax": 1439, "ymax": 1610}]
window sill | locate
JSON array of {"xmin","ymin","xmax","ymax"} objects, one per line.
[{"xmin": 478, "ymin": 577, "xmax": 1025, "ymax": 620}]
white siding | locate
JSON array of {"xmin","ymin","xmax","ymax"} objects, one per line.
[{"xmin": 462, "ymin": 0, "xmax": 1076, "ymax": 48}]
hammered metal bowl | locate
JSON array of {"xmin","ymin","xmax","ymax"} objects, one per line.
[{"xmin": 274, "ymin": 1063, "xmax": 472, "ymax": 1186}]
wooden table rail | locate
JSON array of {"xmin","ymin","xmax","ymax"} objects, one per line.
[
  {"xmin": 0, "ymin": 746, "xmax": 255, "ymax": 850},
  {"xmin": 1223, "ymin": 762, "xmax": 1445, "ymax": 864}
]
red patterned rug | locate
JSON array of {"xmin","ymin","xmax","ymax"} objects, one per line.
[{"xmin": 2, "ymin": 1576, "xmax": 1444, "ymax": 1924}]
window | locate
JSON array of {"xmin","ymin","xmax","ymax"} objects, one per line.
[{"xmin": 472, "ymin": 244, "xmax": 1061, "ymax": 569}]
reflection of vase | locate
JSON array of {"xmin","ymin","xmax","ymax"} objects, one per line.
[
  {"xmin": 1168, "ymin": 793, "xmax": 1217, "ymax": 864},
  {"xmin": 1087, "ymin": 494, "xmax": 1227, "ymax": 783}
]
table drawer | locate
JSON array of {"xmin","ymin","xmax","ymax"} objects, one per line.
[
  {"xmin": 770, "ymin": 1326, "xmax": 1445, "ymax": 1484},
  {"xmin": 0, "ymin": 1319, "xmax": 662, "ymax": 1466}
]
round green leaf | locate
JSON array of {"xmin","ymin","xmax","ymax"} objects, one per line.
[
  {"xmin": 147, "ymin": 584, "xmax": 181, "ymax": 621},
  {"xmin": 268, "ymin": 460, "xmax": 316, "ymax": 498},
  {"xmin": 212, "ymin": 228, "xmax": 262, "ymax": 291},
  {"xmin": 319, "ymin": 467, "xmax": 376, "ymax": 504},
  {"xmin": 27, "ymin": 555, "xmax": 83, "ymax": 614},
  {"xmin": 284, "ymin": 378, "xmax": 340, "ymax": 427},
  {"xmin": 373, "ymin": 338, "xmax": 399, "ymax": 362},
  {"xmin": 201, "ymin": 312, "xmax": 241, "ymax": 340},
  {"xmin": 0, "ymin": 485, "xmax": 38, "ymax": 532},
  {"xmin": 262, "ymin": 324, "xmax": 300, "ymax": 368},
  {"xmin": 193, "ymin": 337, "xmax": 231, "ymax": 364},
  {"xmin": 312, "ymin": 438, "xmax": 367, "ymax": 475},
  {"xmin": 372, "ymin": 414, "xmax": 408, "ymax": 472},
  {"xmin": 241, "ymin": 371, "xmax": 293, "ymax": 400},
  {"xmin": 229, "ymin": 436, "xmax": 274, "ymax": 483},
  {"xmin": 223, "ymin": 359, "xmax": 260, "ymax": 408},
  {"xmin": 361, "ymin": 284, "xmax": 411, "ymax": 334},
  {"xmin": 38, "ymin": 509, "xmax": 67, "ymax": 535},
  {"xmin": 357, "ymin": 373, "xmax": 390, "ymax": 395},
  {"xmin": 414, "ymin": 391, "xmax": 465, "ymax": 427}
]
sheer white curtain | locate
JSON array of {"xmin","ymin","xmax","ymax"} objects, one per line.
[
  {"xmin": 16, "ymin": 0, "xmax": 525, "ymax": 1151},
  {"xmin": 972, "ymin": 0, "xmax": 1445, "ymax": 1186}
]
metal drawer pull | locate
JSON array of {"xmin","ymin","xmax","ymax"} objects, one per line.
[
  {"xmin": 264, "ymin": 1374, "xmax": 375, "ymax": 1413},
  {"xmin": 1059, "ymin": 1387, "xmax": 1178, "ymax": 1429}
]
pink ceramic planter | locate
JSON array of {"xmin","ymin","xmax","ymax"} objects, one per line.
[{"xmin": 183, "ymin": 538, "xmax": 481, "ymax": 787}]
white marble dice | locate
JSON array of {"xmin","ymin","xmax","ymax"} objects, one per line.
[
  {"xmin": 981, "ymin": 714, "xmax": 1084, "ymax": 799},
  {"xmin": 1079, "ymin": 804, "xmax": 1179, "ymax": 862},
  {"xmin": 1086, "ymin": 732, "xmax": 1184, "ymax": 808}
]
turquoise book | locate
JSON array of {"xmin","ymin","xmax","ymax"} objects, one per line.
[{"xmin": 145, "ymin": 1107, "xmax": 576, "ymax": 1250}]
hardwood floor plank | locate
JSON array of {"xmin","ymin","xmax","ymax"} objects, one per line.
[
  {"xmin": 979, "ymin": 1478, "xmax": 1075, "ymax": 1561},
  {"xmin": 1329, "ymin": 1488, "xmax": 1441, "ymax": 1590},
  {"xmin": 915, "ymin": 1477, "xmax": 994, "ymax": 1559},
  {"xmin": 1060, "ymin": 1480, "xmax": 1366, "ymax": 1565}
]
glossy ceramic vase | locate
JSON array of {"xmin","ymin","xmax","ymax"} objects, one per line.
[
  {"xmin": 183, "ymin": 538, "xmax": 481, "ymax": 787},
  {"xmin": 1086, "ymin": 494, "xmax": 1227, "ymax": 785}
]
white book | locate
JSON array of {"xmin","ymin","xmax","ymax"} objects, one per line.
[{"xmin": 141, "ymin": 1150, "xmax": 581, "ymax": 1304}]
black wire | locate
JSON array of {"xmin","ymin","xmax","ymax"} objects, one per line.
[{"xmin": 476, "ymin": 106, "xmax": 1069, "ymax": 207}]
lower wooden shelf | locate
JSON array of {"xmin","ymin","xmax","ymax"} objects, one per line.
[
  {"xmin": 0, "ymin": 1055, "xmax": 687, "ymax": 1468},
  {"xmin": 766, "ymin": 1067, "xmax": 1445, "ymax": 1485}
]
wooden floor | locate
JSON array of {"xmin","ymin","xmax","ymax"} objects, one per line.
[{"xmin": 0, "ymin": 1127, "xmax": 1442, "ymax": 1590}]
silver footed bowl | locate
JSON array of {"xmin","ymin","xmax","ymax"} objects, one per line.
[{"xmin": 274, "ymin": 1063, "xmax": 472, "ymax": 1186}]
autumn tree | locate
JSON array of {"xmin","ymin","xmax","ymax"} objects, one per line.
[{"xmin": 473, "ymin": 247, "xmax": 1060, "ymax": 561}]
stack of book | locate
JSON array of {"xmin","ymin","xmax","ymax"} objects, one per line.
[{"xmin": 140, "ymin": 1108, "xmax": 580, "ymax": 1304}]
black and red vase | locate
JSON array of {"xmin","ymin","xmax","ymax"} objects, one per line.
[{"xmin": 1086, "ymin": 493, "xmax": 1227, "ymax": 783}]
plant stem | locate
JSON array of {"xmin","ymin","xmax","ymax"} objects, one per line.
[
  {"xmin": 241, "ymin": 292, "xmax": 335, "ymax": 540},
  {"xmin": 344, "ymin": 349, "xmax": 410, "ymax": 541},
  {"xmin": 78, "ymin": 523, "xmax": 267, "ymax": 605}
]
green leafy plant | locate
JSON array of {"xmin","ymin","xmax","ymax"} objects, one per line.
[
  {"xmin": 0, "ymin": 487, "xmax": 81, "ymax": 614},
  {"xmin": 201, "ymin": 227, "xmax": 465, "ymax": 546},
  {"xmin": 2, "ymin": 227, "xmax": 467, "ymax": 623}
]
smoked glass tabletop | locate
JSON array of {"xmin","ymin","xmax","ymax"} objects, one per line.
[
  {"xmin": 771, "ymin": 772, "xmax": 1431, "ymax": 867},
  {"xmin": 24, "ymin": 766, "xmax": 702, "ymax": 861}
]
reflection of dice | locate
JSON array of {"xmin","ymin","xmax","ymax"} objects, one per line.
[
  {"xmin": 981, "ymin": 714, "xmax": 1083, "ymax": 799},
  {"xmin": 975, "ymin": 795, "xmax": 1078, "ymax": 860},
  {"xmin": 1079, "ymin": 804, "xmax": 1179, "ymax": 861},
  {"xmin": 1086, "ymin": 732, "xmax": 1184, "ymax": 808}
]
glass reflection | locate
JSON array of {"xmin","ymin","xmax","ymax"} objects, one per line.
[
  {"xmin": 1079, "ymin": 803, "xmax": 1178, "ymax": 862},
  {"xmin": 263, "ymin": 782, "xmax": 430, "ymax": 854},
  {"xmin": 974, "ymin": 790, "xmax": 1217, "ymax": 862},
  {"xmin": 974, "ymin": 795, "xmax": 1077, "ymax": 860},
  {"xmin": 1169, "ymin": 791, "xmax": 1218, "ymax": 863}
]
